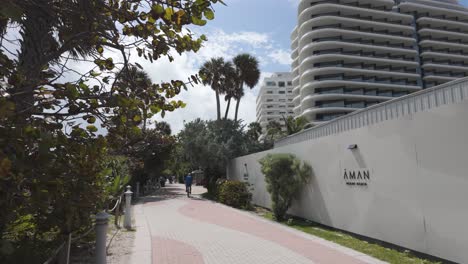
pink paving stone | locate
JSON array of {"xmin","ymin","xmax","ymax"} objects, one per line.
[
  {"xmin": 152, "ymin": 236, "xmax": 205, "ymax": 264},
  {"xmin": 179, "ymin": 199, "xmax": 366, "ymax": 264}
]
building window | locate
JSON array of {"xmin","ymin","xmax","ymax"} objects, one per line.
[
  {"xmin": 266, "ymin": 91, "xmax": 273, "ymax": 94},
  {"xmin": 287, "ymin": 81, "xmax": 292, "ymax": 86},
  {"xmin": 266, "ymin": 99, "xmax": 273, "ymax": 102},
  {"xmin": 317, "ymin": 100, "xmax": 345, "ymax": 108},
  {"xmin": 279, "ymin": 99, "xmax": 286, "ymax": 102},
  {"xmin": 279, "ymin": 91, "xmax": 286, "ymax": 94},
  {"xmin": 346, "ymin": 101, "xmax": 365, "ymax": 108},
  {"xmin": 266, "ymin": 81, "xmax": 276, "ymax": 86},
  {"xmin": 378, "ymin": 90, "xmax": 393, "ymax": 97},
  {"xmin": 278, "ymin": 82, "xmax": 285, "ymax": 87}
]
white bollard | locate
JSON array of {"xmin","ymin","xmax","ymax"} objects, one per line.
[
  {"xmin": 95, "ymin": 211, "xmax": 110, "ymax": 264},
  {"xmin": 124, "ymin": 185, "xmax": 133, "ymax": 229},
  {"xmin": 136, "ymin": 182, "xmax": 140, "ymax": 199}
]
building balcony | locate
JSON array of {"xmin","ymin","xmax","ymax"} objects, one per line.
[
  {"xmin": 398, "ymin": 1, "xmax": 468, "ymax": 23},
  {"xmin": 298, "ymin": 16, "xmax": 414, "ymax": 41},
  {"xmin": 298, "ymin": 1, "xmax": 399, "ymax": 24},
  {"xmin": 299, "ymin": 54, "xmax": 418, "ymax": 75},
  {"xmin": 299, "ymin": 41, "xmax": 417, "ymax": 62},
  {"xmin": 300, "ymin": 67, "xmax": 419, "ymax": 86},
  {"xmin": 300, "ymin": 106, "xmax": 359, "ymax": 121},
  {"xmin": 419, "ymin": 28, "xmax": 468, "ymax": 45},
  {"xmin": 299, "ymin": 80, "xmax": 420, "ymax": 98},
  {"xmin": 420, "ymin": 50, "xmax": 468, "ymax": 61},
  {"xmin": 299, "ymin": 29, "xmax": 415, "ymax": 51},
  {"xmin": 417, "ymin": 16, "xmax": 468, "ymax": 35}
]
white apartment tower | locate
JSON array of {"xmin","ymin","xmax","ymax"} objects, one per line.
[
  {"xmin": 256, "ymin": 72, "xmax": 295, "ymax": 133},
  {"xmin": 292, "ymin": 0, "xmax": 468, "ymax": 124}
]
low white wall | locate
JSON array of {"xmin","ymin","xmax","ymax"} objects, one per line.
[{"xmin": 228, "ymin": 82, "xmax": 468, "ymax": 263}]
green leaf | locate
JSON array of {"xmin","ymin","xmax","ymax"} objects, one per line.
[
  {"xmin": 164, "ymin": 8, "xmax": 174, "ymax": 21},
  {"xmin": 87, "ymin": 116, "xmax": 96, "ymax": 124},
  {"xmin": 86, "ymin": 125, "xmax": 98, "ymax": 133},
  {"xmin": 90, "ymin": 71, "xmax": 101, "ymax": 77},
  {"xmin": 96, "ymin": 45, "xmax": 104, "ymax": 54},
  {"xmin": 133, "ymin": 115, "xmax": 142, "ymax": 122},
  {"xmin": 191, "ymin": 16, "xmax": 207, "ymax": 26},
  {"xmin": 152, "ymin": 4, "xmax": 164, "ymax": 15},
  {"xmin": 204, "ymin": 9, "xmax": 214, "ymax": 20}
]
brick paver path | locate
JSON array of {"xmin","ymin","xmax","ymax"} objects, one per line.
[{"xmin": 136, "ymin": 184, "xmax": 385, "ymax": 264}]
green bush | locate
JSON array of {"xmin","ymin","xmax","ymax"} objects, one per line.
[
  {"xmin": 259, "ymin": 154, "xmax": 312, "ymax": 221},
  {"xmin": 218, "ymin": 180, "xmax": 252, "ymax": 209}
]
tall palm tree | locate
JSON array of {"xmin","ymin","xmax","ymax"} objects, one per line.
[
  {"xmin": 116, "ymin": 66, "xmax": 152, "ymax": 131},
  {"xmin": 232, "ymin": 54, "xmax": 260, "ymax": 122},
  {"xmin": 222, "ymin": 66, "xmax": 237, "ymax": 119},
  {"xmin": 199, "ymin": 58, "xmax": 234, "ymax": 120}
]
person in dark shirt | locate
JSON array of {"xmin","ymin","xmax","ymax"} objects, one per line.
[{"xmin": 185, "ymin": 173, "xmax": 193, "ymax": 197}]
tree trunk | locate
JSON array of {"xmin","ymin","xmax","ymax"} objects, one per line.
[
  {"xmin": 234, "ymin": 83, "xmax": 243, "ymax": 122},
  {"xmin": 142, "ymin": 106, "xmax": 148, "ymax": 132},
  {"xmin": 234, "ymin": 98, "xmax": 241, "ymax": 122},
  {"xmin": 215, "ymin": 88, "xmax": 221, "ymax": 120},
  {"xmin": 13, "ymin": 7, "xmax": 52, "ymax": 122},
  {"xmin": 224, "ymin": 97, "xmax": 231, "ymax": 119}
]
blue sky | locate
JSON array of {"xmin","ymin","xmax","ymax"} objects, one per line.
[
  {"xmin": 206, "ymin": 0, "xmax": 297, "ymax": 73},
  {"xmin": 146, "ymin": 0, "xmax": 468, "ymax": 132}
]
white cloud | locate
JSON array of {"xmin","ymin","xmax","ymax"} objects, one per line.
[
  {"xmin": 143, "ymin": 29, "xmax": 290, "ymax": 133},
  {"xmin": 61, "ymin": 28, "xmax": 289, "ymax": 133},
  {"xmin": 268, "ymin": 49, "xmax": 292, "ymax": 65}
]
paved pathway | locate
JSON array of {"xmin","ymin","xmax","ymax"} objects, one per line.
[{"xmin": 129, "ymin": 184, "xmax": 385, "ymax": 264}]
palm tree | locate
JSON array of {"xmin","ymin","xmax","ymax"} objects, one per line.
[
  {"xmin": 246, "ymin": 122, "xmax": 263, "ymax": 141},
  {"xmin": 222, "ymin": 66, "xmax": 237, "ymax": 119},
  {"xmin": 232, "ymin": 54, "xmax": 260, "ymax": 122},
  {"xmin": 116, "ymin": 66, "xmax": 152, "ymax": 131},
  {"xmin": 282, "ymin": 116, "xmax": 313, "ymax": 135},
  {"xmin": 199, "ymin": 58, "xmax": 235, "ymax": 120},
  {"xmin": 266, "ymin": 120, "xmax": 284, "ymax": 141},
  {"xmin": 155, "ymin": 121, "xmax": 172, "ymax": 136}
]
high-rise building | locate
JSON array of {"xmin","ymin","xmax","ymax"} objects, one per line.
[
  {"xmin": 256, "ymin": 72, "xmax": 295, "ymax": 134},
  {"xmin": 292, "ymin": 0, "xmax": 468, "ymax": 124}
]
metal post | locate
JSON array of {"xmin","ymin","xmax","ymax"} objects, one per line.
[
  {"xmin": 95, "ymin": 211, "xmax": 110, "ymax": 264},
  {"xmin": 124, "ymin": 185, "xmax": 133, "ymax": 229},
  {"xmin": 136, "ymin": 182, "xmax": 140, "ymax": 199}
]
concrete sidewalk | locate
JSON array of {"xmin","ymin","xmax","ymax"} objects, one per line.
[{"xmin": 128, "ymin": 184, "xmax": 386, "ymax": 264}]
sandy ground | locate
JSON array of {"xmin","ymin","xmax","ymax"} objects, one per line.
[{"xmin": 107, "ymin": 223, "xmax": 136, "ymax": 264}]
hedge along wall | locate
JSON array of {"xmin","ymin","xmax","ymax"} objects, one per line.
[{"xmin": 227, "ymin": 79, "xmax": 468, "ymax": 263}]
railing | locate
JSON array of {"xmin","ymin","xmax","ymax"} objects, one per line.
[
  {"xmin": 275, "ymin": 77, "xmax": 468, "ymax": 147},
  {"xmin": 43, "ymin": 186, "xmax": 135, "ymax": 264}
]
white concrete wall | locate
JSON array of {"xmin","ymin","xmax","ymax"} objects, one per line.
[{"xmin": 227, "ymin": 82, "xmax": 468, "ymax": 263}]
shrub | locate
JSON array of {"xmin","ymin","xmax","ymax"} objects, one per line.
[
  {"xmin": 259, "ymin": 154, "xmax": 312, "ymax": 221},
  {"xmin": 218, "ymin": 180, "xmax": 252, "ymax": 209}
]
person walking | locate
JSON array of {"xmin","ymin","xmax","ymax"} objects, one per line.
[{"xmin": 185, "ymin": 173, "xmax": 193, "ymax": 197}]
